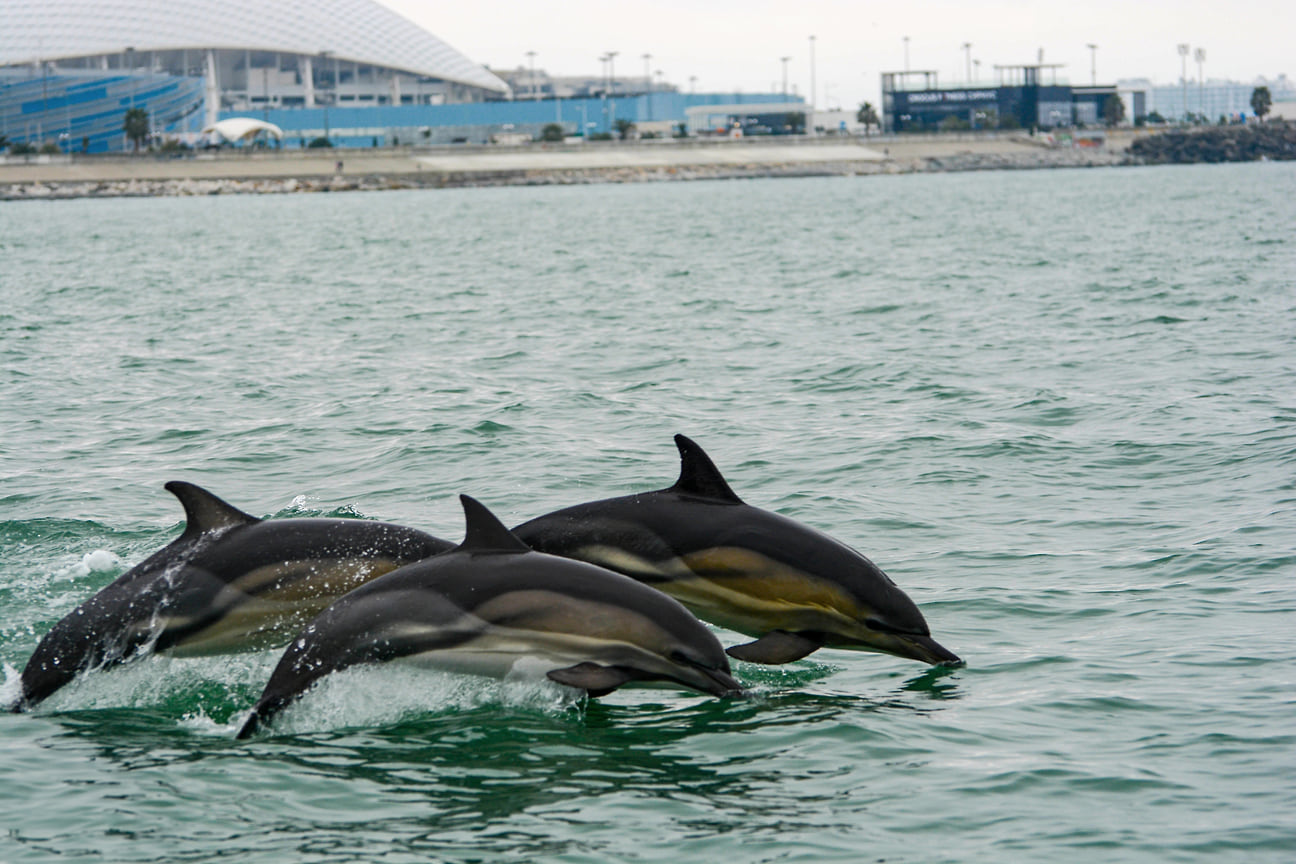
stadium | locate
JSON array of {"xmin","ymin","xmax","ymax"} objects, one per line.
[
  {"xmin": 0, "ymin": 0, "xmax": 511, "ymax": 152},
  {"xmin": 1, "ymin": 0, "xmax": 796, "ymax": 152}
]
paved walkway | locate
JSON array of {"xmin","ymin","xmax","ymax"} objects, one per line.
[{"xmin": 414, "ymin": 142, "xmax": 885, "ymax": 172}]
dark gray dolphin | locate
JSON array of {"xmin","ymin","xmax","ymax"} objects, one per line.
[
  {"xmin": 237, "ymin": 495, "xmax": 744, "ymax": 738},
  {"xmin": 513, "ymin": 435, "xmax": 960, "ymax": 667},
  {"xmin": 12, "ymin": 482, "xmax": 453, "ymax": 711}
]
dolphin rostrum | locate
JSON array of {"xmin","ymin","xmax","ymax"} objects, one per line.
[
  {"xmin": 237, "ymin": 495, "xmax": 744, "ymax": 738},
  {"xmin": 513, "ymin": 435, "xmax": 960, "ymax": 667},
  {"xmin": 12, "ymin": 481, "xmax": 453, "ymax": 711}
]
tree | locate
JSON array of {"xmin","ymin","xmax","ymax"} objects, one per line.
[
  {"xmin": 539, "ymin": 123, "xmax": 565, "ymax": 142},
  {"xmin": 614, "ymin": 118, "xmax": 637, "ymax": 140},
  {"xmin": 1251, "ymin": 86, "xmax": 1272, "ymax": 121},
  {"xmin": 123, "ymin": 108, "xmax": 149, "ymax": 152},
  {"xmin": 855, "ymin": 101, "xmax": 879, "ymax": 135},
  {"xmin": 1103, "ymin": 94, "xmax": 1126, "ymax": 127}
]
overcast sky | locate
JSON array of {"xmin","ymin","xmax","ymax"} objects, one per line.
[{"xmin": 383, "ymin": 0, "xmax": 1293, "ymax": 109}]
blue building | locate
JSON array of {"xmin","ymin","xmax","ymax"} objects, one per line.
[{"xmin": 2, "ymin": 0, "xmax": 800, "ymax": 153}]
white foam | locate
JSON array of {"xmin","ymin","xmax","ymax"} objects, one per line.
[
  {"xmin": 1, "ymin": 663, "xmax": 23, "ymax": 710},
  {"xmin": 262, "ymin": 663, "xmax": 585, "ymax": 737},
  {"xmin": 81, "ymin": 549, "xmax": 123, "ymax": 573}
]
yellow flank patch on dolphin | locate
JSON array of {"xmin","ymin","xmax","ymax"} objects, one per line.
[
  {"xmin": 680, "ymin": 547, "xmax": 862, "ymax": 613},
  {"xmin": 227, "ymin": 559, "xmax": 401, "ymax": 601},
  {"xmin": 659, "ymin": 547, "xmax": 870, "ymax": 637},
  {"xmin": 571, "ymin": 545, "xmax": 694, "ymax": 580},
  {"xmin": 473, "ymin": 590, "xmax": 671, "ymax": 655}
]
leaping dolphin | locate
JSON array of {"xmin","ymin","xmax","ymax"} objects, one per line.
[
  {"xmin": 237, "ymin": 495, "xmax": 744, "ymax": 738},
  {"xmin": 513, "ymin": 435, "xmax": 960, "ymax": 667},
  {"xmin": 12, "ymin": 482, "xmax": 453, "ymax": 711}
]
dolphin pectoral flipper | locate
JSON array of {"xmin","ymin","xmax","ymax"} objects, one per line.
[
  {"xmin": 725, "ymin": 630, "xmax": 822, "ymax": 664},
  {"xmin": 546, "ymin": 662, "xmax": 639, "ymax": 697}
]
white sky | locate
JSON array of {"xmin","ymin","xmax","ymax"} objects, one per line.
[{"xmin": 382, "ymin": 0, "xmax": 1294, "ymax": 109}]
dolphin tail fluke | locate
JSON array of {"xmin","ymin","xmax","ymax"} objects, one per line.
[{"xmin": 725, "ymin": 630, "xmax": 823, "ymax": 664}]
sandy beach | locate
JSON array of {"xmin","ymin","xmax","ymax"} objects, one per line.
[{"xmin": 0, "ymin": 130, "xmax": 1137, "ymax": 199}]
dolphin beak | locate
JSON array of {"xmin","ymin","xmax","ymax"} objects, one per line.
[
  {"xmin": 697, "ymin": 666, "xmax": 748, "ymax": 698},
  {"xmin": 894, "ymin": 634, "xmax": 963, "ymax": 667}
]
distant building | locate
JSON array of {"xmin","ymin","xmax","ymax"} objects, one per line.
[
  {"xmin": 0, "ymin": 0, "xmax": 508, "ymax": 152},
  {"xmin": 1117, "ymin": 75, "xmax": 1296, "ymax": 122},
  {"xmin": 881, "ymin": 65, "xmax": 1119, "ymax": 133}
]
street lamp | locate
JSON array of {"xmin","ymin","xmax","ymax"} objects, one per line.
[
  {"xmin": 606, "ymin": 51, "xmax": 618, "ymax": 97},
  {"xmin": 903, "ymin": 36, "xmax": 910, "ymax": 73},
  {"xmin": 643, "ymin": 53, "xmax": 652, "ymax": 120},
  {"xmin": 1087, "ymin": 43, "xmax": 1097, "ymax": 85},
  {"xmin": 809, "ymin": 35, "xmax": 816, "ymax": 110},
  {"xmin": 1194, "ymin": 47, "xmax": 1206, "ymax": 118},
  {"xmin": 1177, "ymin": 43, "xmax": 1190, "ymax": 122},
  {"xmin": 962, "ymin": 42, "xmax": 972, "ymax": 84},
  {"xmin": 780, "ymin": 56, "xmax": 790, "ymax": 97},
  {"xmin": 526, "ymin": 50, "xmax": 537, "ymax": 100}
]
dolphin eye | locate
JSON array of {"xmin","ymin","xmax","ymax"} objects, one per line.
[{"xmin": 669, "ymin": 649, "xmax": 700, "ymax": 667}]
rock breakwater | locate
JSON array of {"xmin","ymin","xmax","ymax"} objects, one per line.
[{"xmin": 1128, "ymin": 122, "xmax": 1296, "ymax": 164}]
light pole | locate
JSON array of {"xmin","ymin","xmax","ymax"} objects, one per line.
[
  {"xmin": 1087, "ymin": 43, "xmax": 1097, "ymax": 85},
  {"xmin": 808, "ymin": 35, "xmax": 816, "ymax": 111},
  {"xmin": 606, "ymin": 51, "xmax": 618, "ymax": 133},
  {"xmin": 526, "ymin": 50, "xmax": 537, "ymax": 100},
  {"xmin": 1177, "ymin": 43, "xmax": 1190, "ymax": 122},
  {"xmin": 643, "ymin": 53, "xmax": 652, "ymax": 120},
  {"xmin": 962, "ymin": 42, "xmax": 972, "ymax": 84},
  {"xmin": 320, "ymin": 50, "xmax": 333, "ymax": 143},
  {"xmin": 903, "ymin": 36, "xmax": 910, "ymax": 73},
  {"xmin": 780, "ymin": 56, "xmax": 790, "ymax": 97},
  {"xmin": 1194, "ymin": 47, "xmax": 1206, "ymax": 119},
  {"xmin": 689, "ymin": 75, "xmax": 696, "ymax": 94}
]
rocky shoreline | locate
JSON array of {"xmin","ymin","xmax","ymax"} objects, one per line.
[
  {"xmin": 1128, "ymin": 121, "xmax": 1295, "ymax": 164},
  {"xmin": 1, "ymin": 146, "xmax": 1134, "ymax": 200}
]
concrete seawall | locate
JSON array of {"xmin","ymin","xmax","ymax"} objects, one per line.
[{"xmin": 1, "ymin": 132, "xmax": 1137, "ymax": 200}]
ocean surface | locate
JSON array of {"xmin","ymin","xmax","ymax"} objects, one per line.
[{"xmin": 1, "ymin": 162, "xmax": 1293, "ymax": 863}]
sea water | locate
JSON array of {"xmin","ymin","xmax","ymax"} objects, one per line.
[{"xmin": 1, "ymin": 163, "xmax": 1293, "ymax": 862}]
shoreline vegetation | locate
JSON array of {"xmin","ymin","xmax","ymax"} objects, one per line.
[{"xmin": 2, "ymin": 123, "xmax": 1291, "ymax": 201}]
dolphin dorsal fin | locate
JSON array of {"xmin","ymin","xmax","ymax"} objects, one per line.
[
  {"xmin": 669, "ymin": 434, "xmax": 743, "ymax": 503},
  {"xmin": 457, "ymin": 495, "xmax": 532, "ymax": 554},
  {"xmin": 164, "ymin": 481, "xmax": 260, "ymax": 541}
]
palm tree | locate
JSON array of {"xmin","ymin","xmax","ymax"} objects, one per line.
[
  {"xmin": 1103, "ymin": 94, "xmax": 1126, "ymax": 127},
  {"xmin": 123, "ymin": 108, "xmax": 149, "ymax": 152},
  {"xmin": 855, "ymin": 101, "xmax": 880, "ymax": 136},
  {"xmin": 1250, "ymin": 86, "xmax": 1272, "ymax": 122}
]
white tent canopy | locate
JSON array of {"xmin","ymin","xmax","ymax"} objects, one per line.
[{"xmin": 202, "ymin": 118, "xmax": 284, "ymax": 143}]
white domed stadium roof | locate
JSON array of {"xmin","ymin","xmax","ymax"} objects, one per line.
[{"xmin": 0, "ymin": 0, "xmax": 507, "ymax": 93}]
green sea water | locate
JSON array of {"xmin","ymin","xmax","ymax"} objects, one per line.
[{"xmin": 1, "ymin": 163, "xmax": 1293, "ymax": 862}]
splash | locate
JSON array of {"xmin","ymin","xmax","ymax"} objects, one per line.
[{"xmin": 250, "ymin": 660, "xmax": 587, "ymax": 738}]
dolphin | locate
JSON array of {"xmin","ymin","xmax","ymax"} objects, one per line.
[
  {"xmin": 512, "ymin": 435, "xmax": 960, "ymax": 667},
  {"xmin": 237, "ymin": 495, "xmax": 744, "ymax": 738},
  {"xmin": 12, "ymin": 482, "xmax": 453, "ymax": 711}
]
